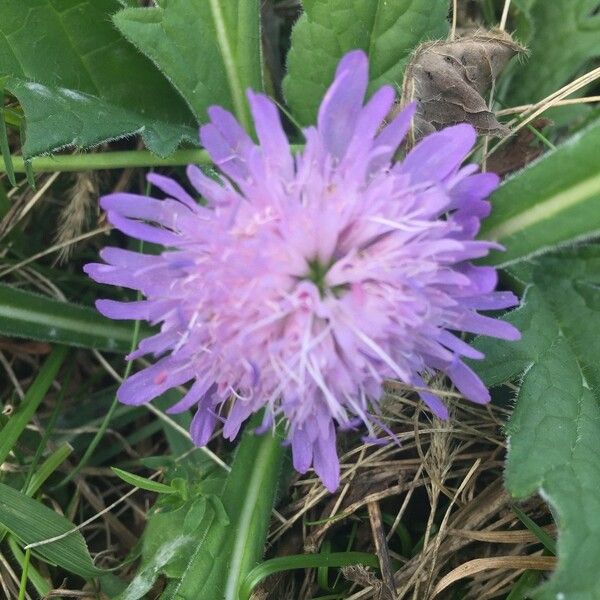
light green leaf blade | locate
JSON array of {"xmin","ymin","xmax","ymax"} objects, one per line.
[
  {"xmin": 111, "ymin": 468, "xmax": 176, "ymax": 495},
  {"xmin": 505, "ymin": 0, "xmax": 600, "ymax": 105},
  {"xmin": 472, "ymin": 248, "xmax": 600, "ymax": 599},
  {"xmin": 0, "ymin": 482, "xmax": 105, "ymax": 578},
  {"xmin": 0, "ymin": 0, "xmax": 196, "ymax": 157},
  {"xmin": 282, "ymin": 0, "xmax": 449, "ymax": 125},
  {"xmin": 172, "ymin": 419, "xmax": 285, "ymax": 600},
  {"xmin": 0, "ymin": 284, "xmax": 151, "ymax": 352},
  {"xmin": 481, "ymin": 119, "xmax": 600, "ymax": 266},
  {"xmin": 113, "ymin": 0, "xmax": 262, "ymax": 130}
]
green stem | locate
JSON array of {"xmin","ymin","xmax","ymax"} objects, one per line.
[
  {"xmin": 0, "ymin": 145, "xmax": 304, "ymax": 174},
  {"xmin": 0, "ymin": 149, "xmax": 210, "ymax": 173},
  {"xmin": 17, "ymin": 547, "xmax": 31, "ymax": 600}
]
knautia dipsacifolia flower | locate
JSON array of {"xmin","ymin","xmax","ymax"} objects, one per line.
[{"xmin": 85, "ymin": 50, "xmax": 520, "ymax": 491}]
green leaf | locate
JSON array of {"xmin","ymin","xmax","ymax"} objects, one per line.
[
  {"xmin": 282, "ymin": 0, "xmax": 449, "ymax": 125},
  {"xmin": 472, "ymin": 247, "xmax": 600, "ymax": 599},
  {"xmin": 0, "ymin": 284, "xmax": 151, "ymax": 352},
  {"xmin": 25, "ymin": 444, "xmax": 73, "ymax": 497},
  {"xmin": 0, "ymin": 0, "xmax": 196, "ymax": 157},
  {"xmin": 113, "ymin": 0, "xmax": 262, "ymax": 131},
  {"xmin": 481, "ymin": 119, "xmax": 600, "ymax": 266},
  {"xmin": 111, "ymin": 468, "xmax": 176, "ymax": 495},
  {"xmin": 0, "ymin": 346, "xmax": 68, "ymax": 467},
  {"xmin": 172, "ymin": 420, "xmax": 285, "ymax": 600},
  {"xmin": 0, "ymin": 86, "xmax": 15, "ymax": 186},
  {"xmin": 505, "ymin": 0, "xmax": 600, "ymax": 105},
  {"xmin": 0, "ymin": 482, "xmax": 104, "ymax": 578}
]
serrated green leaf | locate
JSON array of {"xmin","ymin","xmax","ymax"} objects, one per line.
[
  {"xmin": 481, "ymin": 119, "xmax": 600, "ymax": 266},
  {"xmin": 111, "ymin": 468, "xmax": 176, "ymax": 495},
  {"xmin": 282, "ymin": 0, "xmax": 449, "ymax": 125},
  {"xmin": 0, "ymin": 482, "xmax": 104, "ymax": 578},
  {"xmin": 0, "ymin": 284, "xmax": 152, "ymax": 352},
  {"xmin": 505, "ymin": 0, "xmax": 600, "ymax": 105},
  {"xmin": 472, "ymin": 247, "xmax": 600, "ymax": 599},
  {"xmin": 0, "ymin": 0, "xmax": 196, "ymax": 157},
  {"xmin": 113, "ymin": 0, "xmax": 261, "ymax": 131}
]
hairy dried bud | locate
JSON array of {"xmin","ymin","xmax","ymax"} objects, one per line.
[{"xmin": 399, "ymin": 29, "xmax": 525, "ymax": 144}]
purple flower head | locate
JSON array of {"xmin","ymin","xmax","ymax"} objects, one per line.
[{"xmin": 85, "ymin": 50, "xmax": 520, "ymax": 492}]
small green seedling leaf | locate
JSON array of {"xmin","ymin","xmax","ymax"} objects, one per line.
[{"xmin": 111, "ymin": 468, "xmax": 176, "ymax": 495}]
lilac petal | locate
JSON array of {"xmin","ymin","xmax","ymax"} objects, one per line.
[
  {"xmin": 460, "ymin": 291, "xmax": 519, "ymax": 310},
  {"xmin": 127, "ymin": 329, "xmax": 179, "ymax": 360},
  {"xmin": 343, "ymin": 85, "xmax": 396, "ymax": 162},
  {"xmin": 291, "ymin": 427, "xmax": 313, "ymax": 473},
  {"xmin": 412, "ymin": 374, "xmax": 450, "ymax": 419},
  {"xmin": 117, "ymin": 360, "xmax": 195, "ymax": 406},
  {"xmin": 101, "ymin": 193, "xmax": 191, "ymax": 230},
  {"xmin": 223, "ymin": 400, "xmax": 254, "ymax": 440},
  {"xmin": 450, "ymin": 172, "xmax": 499, "ymax": 206},
  {"xmin": 186, "ymin": 164, "xmax": 233, "ymax": 206},
  {"xmin": 458, "ymin": 265, "xmax": 498, "ymax": 295},
  {"xmin": 437, "ymin": 330, "xmax": 484, "ymax": 360},
  {"xmin": 247, "ymin": 90, "xmax": 293, "ymax": 175},
  {"xmin": 371, "ymin": 102, "xmax": 417, "ymax": 168},
  {"xmin": 419, "ymin": 390, "xmax": 450, "ymax": 420},
  {"xmin": 95, "ymin": 299, "xmax": 150, "ymax": 320},
  {"xmin": 450, "ymin": 312, "xmax": 521, "ymax": 340},
  {"xmin": 167, "ymin": 380, "xmax": 215, "ymax": 414},
  {"xmin": 190, "ymin": 404, "xmax": 217, "ymax": 447},
  {"xmin": 312, "ymin": 421, "xmax": 340, "ymax": 492},
  {"xmin": 401, "ymin": 124, "xmax": 477, "ymax": 184},
  {"xmin": 317, "ymin": 50, "xmax": 369, "ymax": 159},
  {"xmin": 106, "ymin": 212, "xmax": 181, "ymax": 246},
  {"xmin": 200, "ymin": 106, "xmax": 254, "ymax": 183},
  {"xmin": 99, "ymin": 247, "xmax": 157, "ymax": 269},
  {"xmin": 146, "ymin": 173, "xmax": 198, "ymax": 211},
  {"xmin": 445, "ymin": 359, "xmax": 490, "ymax": 404}
]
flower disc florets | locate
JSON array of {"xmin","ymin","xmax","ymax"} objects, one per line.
[{"xmin": 85, "ymin": 50, "xmax": 519, "ymax": 491}]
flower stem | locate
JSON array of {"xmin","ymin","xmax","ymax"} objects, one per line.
[{"xmin": 0, "ymin": 149, "xmax": 210, "ymax": 173}]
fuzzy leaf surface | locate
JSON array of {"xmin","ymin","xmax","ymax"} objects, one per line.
[
  {"xmin": 472, "ymin": 248, "xmax": 600, "ymax": 599},
  {"xmin": 114, "ymin": 0, "xmax": 261, "ymax": 128},
  {"xmin": 283, "ymin": 0, "xmax": 449, "ymax": 125},
  {"xmin": 0, "ymin": 0, "xmax": 196, "ymax": 157},
  {"xmin": 481, "ymin": 118, "xmax": 600, "ymax": 266}
]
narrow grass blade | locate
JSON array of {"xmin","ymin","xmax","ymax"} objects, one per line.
[
  {"xmin": 239, "ymin": 552, "xmax": 380, "ymax": 600},
  {"xmin": 512, "ymin": 505, "xmax": 557, "ymax": 556},
  {"xmin": 8, "ymin": 537, "xmax": 51, "ymax": 597},
  {"xmin": 0, "ymin": 86, "xmax": 16, "ymax": 186},
  {"xmin": 0, "ymin": 345, "xmax": 68, "ymax": 466},
  {"xmin": 25, "ymin": 444, "xmax": 73, "ymax": 497}
]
